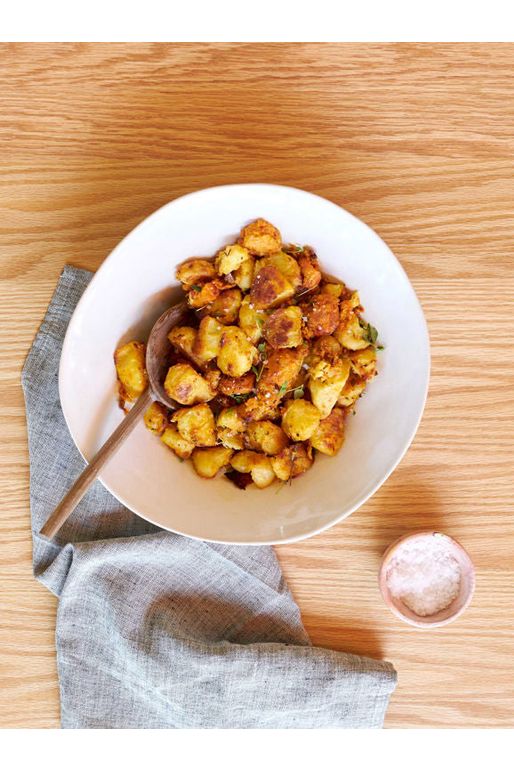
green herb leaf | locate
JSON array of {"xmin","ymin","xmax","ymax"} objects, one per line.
[
  {"xmin": 293, "ymin": 387, "xmax": 305, "ymax": 400},
  {"xmin": 278, "ymin": 383, "xmax": 288, "ymax": 397},
  {"xmin": 256, "ymin": 316, "xmax": 264, "ymax": 328},
  {"xmin": 232, "ymin": 393, "xmax": 252, "ymax": 404},
  {"xmin": 258, "ymin": 342, "xmax": 267, "ymax": 354},
  {"xmin": 376, "ymin": 344, "xmax": 384, "ymax": 351},
  {"xmin": 191, "ymin": 284, "xmax": 202, "ymax": 292}
]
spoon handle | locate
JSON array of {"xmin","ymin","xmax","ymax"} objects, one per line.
[{"xmin": 39, "ymin": 389, "xmax": 154, "ymax": 540}]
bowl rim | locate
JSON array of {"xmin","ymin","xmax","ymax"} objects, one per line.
[
  {"xmin": 378, "ymin": 530, "xmax": 476, "ymax": 628},
  {"xmin": 58, "ymin": 182, "xmax": 431, "ymax": 545}
]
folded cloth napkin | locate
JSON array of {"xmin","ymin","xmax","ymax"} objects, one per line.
[{"xmin": 22, "ymin": 266, "xmax": 397, "ymax": 729}]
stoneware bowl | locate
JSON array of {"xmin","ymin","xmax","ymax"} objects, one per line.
[
  {"xmin": 379, "ymin": 531, "xmax": 475, "ymax": 628},
  {"xmin": 59, "ymin": 183, "xmax": 430, "ymax": 544}
]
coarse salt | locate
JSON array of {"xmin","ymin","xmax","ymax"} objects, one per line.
[{"xmin": 385, "ymin": 534, "xmax": 461, "ymax": 617}]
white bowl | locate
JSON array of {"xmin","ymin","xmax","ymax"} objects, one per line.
[{"xmin": 59, "ymin": 183, "xmax": 430, "ymax": 545}]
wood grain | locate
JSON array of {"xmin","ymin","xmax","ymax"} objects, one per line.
[{"xmin": 1, "ymin": 42, "xmax": 514, "ymax": 728}]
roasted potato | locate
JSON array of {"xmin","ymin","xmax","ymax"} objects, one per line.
[
  {"xmin": 230, "ymin": 450, "xmax": 276, "ymax": 488},
  {"xmin": 233, "ymin": 254, "xmax": 255, "ymax": 291},
  {"xmin": 217, "ymin": 326, "xmax": 257, "ymax": 377},
  {"xmin": 168, "ymin": 326, "xmax": 205, "ymax": 369},
  {"xmin": 334, "ymin": 312, "xmax": 369, "ymax": 350},
  {"xmin": 337, "ymin": 376, "xmax": 367, "ymax": 407},
  {"xmin": 271, "ymin": 443, "xmax": 313, "ymax": 481},
  {"xmin": 257, "ymin": 251, "xmax": 302, "ymax": 290},
  {"xmin": 264, "ymin": 306, "xmax": 303, "ymax": 349},
  {"xmin": 239, "ymin": 394, "xmax": 281, "ymax": 422},
  {"xmin": 192, "ymin": 446, "xmax": 234, "ymax": 478},
  {"xmin": 245, "ymin": 420, "xmax": 289, "ymax": 455},
  {"xmin": 144, "ymin": 402, "xmax": 168, "ymax": 436},
  {"xmin": 164, "ymin": 363, "xmax": 216, "ymax": 405},
  {"xmin": 176, "ymin": 258, "xmax": 217, "ymax": 288},
  {"xmin": 281, "ymin": 399, "xmax": 321, "ymax": 442},
  {"xmin": 320, "ymin": 282, "xmax": 344, "ymax": 299},
  {"xmin": 218, "ymin": 372, "xmax": 256, "ymax": 396},
  {"xmin": 238, "ymin": 296, "xmax": 267, "ymax": 344},
  {"xmin": 215, "ymin": 244, "xmax": 251, "ymax": 275},
  {"xmin": 172, "ymin": 404, "xmax": 217, "ymax": 447},
  {"xmin": 258, "ymin": 344, "xmax": 308, "ymax": 396},
  {"xmin": 240, "ymin": 218, "xmax": 281, "ymax": 256},
  {"xmin": 187, "ymin": 278, "xmax": 229, "ymax": 309},
  {"xmin": 301, "ymin": 292, "xmax": 340, "ymax": 339},
  {"xmin": 308, "ymin": 357, "xmax": 351, "ymax": 418},
  {"xmin": 310, "ymin": 407, "xmax": 345, "ymax": 456},
  {"xmin": 296, "ymin": 246, "xmax": 322, "ymax": 292},
  {"xmin": 161, "ymin": 426, "xmax": 195, "ymax": 460},
  {"xmin": 250, "ymin": 265, "xmax": 295, "ymax": 310},
  {"xmin": 308, "ymin": 335, "xmax": 342, "ymax": 366},
  {"xmin": 217, "ymin": 407, "xmax": 246, "ymax": 450},
  {"xmin": 349, "ymin": 347, "xmax": 377, "ymax": 379},
  {"xmin": 114, "ymin": 341, "xmax": 148, "ymax": 408},
  {"xmin": 201, "ymin": 287, "xmax": 242, "ymax": 324},
  {"xmin": 193, "ymin": 316, "xmax": 224, "ymax": 362}
]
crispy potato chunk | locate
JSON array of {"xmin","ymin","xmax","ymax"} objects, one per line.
[
  {"xmin": 245, "ymin": 421, "xmax": 289, "ymax": 455},
  {"xmin": 204, "ymin": 367, "xmax": 221, "ymax": 392},
  {"xmin": 176, "ymin": 258, "xmax": 217, "ymax": 288},
  {"xmin": 193, "ymin": 316, "xmax": 224, "ymax": 362},
  {"xmin": 239, "ymin": 395, "xmax": 281, "ymax": 422},
  {"xmin": 337, "ymin": 376, "xmax": 367, "ymax": 407},
  {"xmin": 297, "ymin": 247, "xmax": 322, "ymax": 292},
  {"xmin": 172, "ymin": 404, "xmax": 217, "ymax": 447},
  {"xmin": 187, "ymin": 278, "xmax": 229, "ymax": 309},
  {"xmin": 202, "ymin": 287, "xmax": 242, "ymax": 324},
  {"xmin": 161, "ymin": 426, "xmax": 195, "ymax": 460},
  {"xmin": 258, "ymin": 344, "xmax": 308, "ymax": 396},
  {"xmin": 164, "ymin": 363, "xmax": 215, "ymax": 405},
  {"xmin": 144, "ymin": 402, "xmax": 168, "ymax": 436},
  {"xmin": 233, "ymin": 254, "xmax": 255, "ymax": 291},
  {"xmin": 309, "ymin": 335, "xmax": 342, "ymax": 366},
  {"xmin": 217, "ymin": 326, "xmax": 257, "ymax": 377},
  {"xmin": 320, "ymin": 282, "xmax": 344, "ymax": 298},
  {"xmin": 281, "ymin": 399, "xmax": 321, "ymax": 441},
  {"xmin": 192, "ymin": 447, "xmax": 233, "ymax": 479},
  {"xmin": 114, "ymin": 341, "xmax": 148, "ymax": 407},
  {"xmin": 308, "ymin": 358, "xmax": 351, "ymax": 418},
  {"xmin": 350, "ymin": 347, "xmax": 377, "ymax": 379},
  {"xmin": 240, "ymin": 218, "xmax": 281, "ymax": 256},
  {"xmin": 301, "ymin": 293, "xmax": 340, "ymax": 339},
  {"xmin": 230, "ymin": 450, "xmax": 276, "ymax": 488},
  {"xmin": 215, "ymin": 244, "xmax": 251, "ymax": 275},
  {"xmin": 271, "ymin": 443, "xmax": 313, "ymax": 481},
  {"xmin": 250, "ymin": 265, "xmax": 295, "ymax": 310},
  {"xmin": 257, "ymin": 251, "xmax": 302, "ymax": 290},
  {"xmin": 216, "ymin": 407, "xmax": 246, "ymax": 450},
  {"xmin": 264, "ymin": 306, "xmax": 303, "ymax": 349},
  {"xmin": 310, "ymin": 407, "xmax": 345, "ymax": 456},
  {"xmin": 218, "ymin": 372, "xmax": 256, "ymax": 396},
  {"xmin": 335, "ymin": 312, "xmax": 369, "ymax": 350},
  {"xmin": 168, "ymin": 326, "xmax": 205, "ymax": 369},
  {"xmin": 239, "ymin": 296, "xmax": 267, "ymax": 344}
]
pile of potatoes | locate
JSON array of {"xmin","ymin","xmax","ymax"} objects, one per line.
[{"xmin": 114, "ymin": 219, "xmax": 380, "ymax": 489}]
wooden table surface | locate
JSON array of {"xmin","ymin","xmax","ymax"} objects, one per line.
[{"xmin": 1, "ymin": 42, "xmax": 514, "ymax": 728}]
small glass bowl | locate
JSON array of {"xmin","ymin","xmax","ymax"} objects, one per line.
[{"xmin": 378, "ymin": 531, "xmax": 475, "ymax": 628}]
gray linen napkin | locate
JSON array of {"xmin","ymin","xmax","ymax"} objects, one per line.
[{"xmin": 22, "ymin": 266, "xmax": 397, "ymax": 728}]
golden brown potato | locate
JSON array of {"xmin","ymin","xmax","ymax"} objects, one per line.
[
  {"xmin": 238, "ymin": 296, "xmax": 267, "ymax": 344},
  {"xmin": 308, "ymin": 335, "xmax": 342, "ymax": 366},
  {"xmin": 204, "ymin": 367, "xmax": 222, "ymax": 392},
  {"xmin": 297, "ymin": 247, "xmax": 322, "ymax": 292},
  {"xmin": 172, "ymin": 404, "xmax": 217, "ymax": 446},
  {"xmin": 176, "ymin": 258, "xmax": 217, "ymax": 288},
  {"xmin": 257, "ymin": 251, "xmax": 302, "ymax": 290},
  {"xmin": 233, "ymin": 254, "xmax": 255, "ymax": 291},
  {"xmin": 245, "ymin": 421, "xmax": 289, "ymax": 455},
  {"xmin": 230, "ymin": 450, "xmax": 276, "ymax": 488},
  {"xmin": 258, "ymin": 344, "xmax": 308, "ymax": 396},
  {"xmin": 161, "ymin": 426, "xmax": 195, "ymax": 460},
  {"xmin": 310, "ymin": 407, "xmax": 345, "ymax": 456},
  {"xmin": 334, "ymin": 312, "xmax": 369, "ymax": 350},
  {"xmin": 216, "ymin": 407, "xmax": 246, "ymax": 450},
  {"xmin": 239, "ymin": 218, "xmax": 281, "ymax": 256},
  {"xmin": 215, "ymin": 244, "xmax": 251, "ymax": 275},
  {"xmin": 217, "ymin": 326, "xmax": 257, "ymax": 377},
  {"xmin": 281, "ymin": 399, "xmax": 321, "ymax": 441},
  {"xmin": 187, "ymin": 278, "xmax": 229, "ymax": 309},
  {"xmin": 264, "ymin": 306, "xmax": 303, "ymax": 349},
  {"xmin": 201, "ymin": 287, "xmax": 242, "ymax": 324},
  {"xmin": 168, "ymin": 326, "xmax": 205, "ymax": 369},
  {"xmin": 239, "ymin": 394, "xmax": 281, "ymax": 422},
  {"xmin": 114, "ymin": 341, "xmax": 148, "ymax": 408},
  {"xmin": 271, "ymin": 443, "xmax": 313, "ymax": 481},
  {"xmin": 320, "ymin": 282, "xmax": 344, "ymax": 298},
  {"xmin": 337, "ymin": 376, "xmax": 367, "ymax": 407},
  {"xmin": 349, "ymin": 347, "xmax": 377, "ymax": 379},
  {"xmin": 164, "ymin": 363, "xmax": 216, "ymax": 405},
  {"xmin": 192, "ymin": 446, "xmax": 234, "ymax": 478},
  {"xmin": 193, "ymin": 316, "xmax": 224, "ymax": 362},
  {"xmin": 250, "ymin": 265, "xmax": 295, "ymax": 310},
  {"xmin": 218, "ymin": 372, "xmax": 256, "ymax": 396},
  {"xmin": 144, "ymin": 402, "xmax": 168, "ymax": 436},
  {"xmin": 308, "ymin": 357, "xmax": 351, "ymax": 418},
  {"xmin": 301, "ymin": 293, "xmax": 340, "ymax": 339}
]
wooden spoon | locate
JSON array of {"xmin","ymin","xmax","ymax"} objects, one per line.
[{"xmin": 40, "ymin": 302, "xmax": 189, "ymax": 540}]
